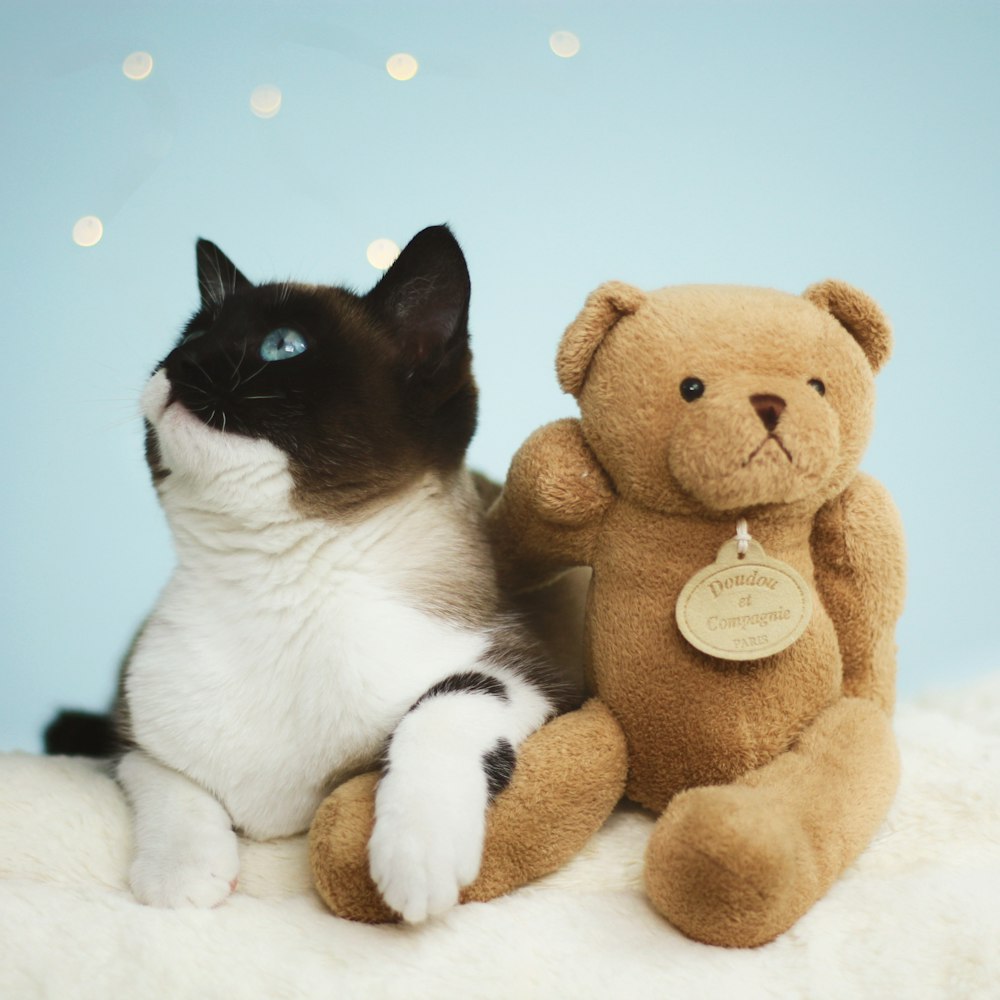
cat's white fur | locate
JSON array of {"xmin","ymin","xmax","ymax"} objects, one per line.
[{"xmin": 118, "ymin": 370, "xmax": 551, "ymax": 920}]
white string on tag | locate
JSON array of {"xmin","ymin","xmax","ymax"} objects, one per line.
[
  {"xmin": 735, "ymin": 518, "xmax": 751, "ymax": 558},
  {"xmin": 675, "ymin": 518, "xmax": 813, "ymax": 661}
]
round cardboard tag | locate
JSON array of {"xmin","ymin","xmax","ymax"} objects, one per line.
[{"xmin": 675, "ymin": 537, "xmax": 812, "ymax": 661}]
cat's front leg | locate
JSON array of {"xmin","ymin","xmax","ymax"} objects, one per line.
[
  {"xmin": 117, "ymin": 750, "xmax": 240, "ymax": 908},
  {"xmin": 369, "ymin": 670, "xmax": 550, "ymax": 923}
]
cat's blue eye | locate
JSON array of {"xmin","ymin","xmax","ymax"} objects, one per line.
[{"xmin": 260, "ymin": 328, "xmax": 307, "ymax": 362}]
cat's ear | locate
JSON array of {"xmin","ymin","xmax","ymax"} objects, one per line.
[
  {"xmin": 196, "ymin": 239, "xmax": 251, "ymax": 309},
  {"xmin": 364, "ymin": 225, "xmax": 471, "ymax": 368}
]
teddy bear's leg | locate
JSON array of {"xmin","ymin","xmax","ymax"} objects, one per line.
[
  {"xmin": 309, "ymin": 698, "xmax": 628, "ymax": 923},
  {"xmin": 644, "ymin": 696, "xmax": 899, "ymax": 948}
]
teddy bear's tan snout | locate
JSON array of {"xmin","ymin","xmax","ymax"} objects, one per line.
[{"xmin": 749, "ymin": 394, "xmax": 786, "ymax": 432}]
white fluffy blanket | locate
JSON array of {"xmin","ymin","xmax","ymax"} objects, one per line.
[{"xmin": 3, "ymin": 677, "xmax": 999, "ymax": 1000}]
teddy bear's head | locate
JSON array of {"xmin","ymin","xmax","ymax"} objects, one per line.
[{"xmin": 556, "ymin": 280, "xmax": 891, "ymax": 517}]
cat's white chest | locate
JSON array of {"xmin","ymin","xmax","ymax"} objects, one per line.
[{"xmin": 127, "ymin": 518, "xmax": 487, "ymax": 839}]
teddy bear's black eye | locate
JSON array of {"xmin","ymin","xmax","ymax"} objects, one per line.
[
  {"xmin": 808, "ymin": 378, "xmax": 826, "ymax": 396},
  {"xmin": 680, "ymin": 377, "xmax": 705, "ymax": 402}
]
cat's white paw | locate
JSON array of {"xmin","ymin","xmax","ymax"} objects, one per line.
[
  {"xmin": 129, "ymin": 821, "xmax": 240, "ymax": 909},
  {"xmin": 369, "ymin": 764, "xmax": 487, "ymax": 923}
]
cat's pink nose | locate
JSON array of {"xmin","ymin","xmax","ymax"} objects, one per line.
[{"xmin": 750, "ymin": 394, "xmax": 786, "ymax": 432}]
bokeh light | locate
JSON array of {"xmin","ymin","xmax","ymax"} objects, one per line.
[
  {"xmin": 366, "ymin": 238, "xmax": 400, "ymax": 270},
  {"xmin": 386, "ymin": 53, "xmax": 418, "ymax": 81},
  {"xmin": 549, "ymin": 31, "xmax": 581, "ymax": 58},
  {"xmin": 72, "ymin": 216, "xmax": 103, "ymax": 247},
  {"xmin": 250, "ymin": 85, "xmax": 282, "ymax": 119},
  {"xmin": 122, "ymin": 51, "xmax": 154, "ymax": 80}
]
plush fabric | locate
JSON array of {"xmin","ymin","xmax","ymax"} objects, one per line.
[{"xmin": 1, "ymin": 675, "xmax": 998, "ymax": 1000}]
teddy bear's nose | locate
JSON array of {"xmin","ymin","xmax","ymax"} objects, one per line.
[{"xmin": 750, "ymin": 394, "xmax": 786, "ymax": 432}]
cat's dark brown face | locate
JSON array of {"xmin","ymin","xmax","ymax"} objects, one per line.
[{"xmin": 145, "ymin": 226, "xmax": 477, "ymax": 516}]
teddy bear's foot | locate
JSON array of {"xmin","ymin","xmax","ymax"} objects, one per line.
[
  {"xmin": 645, "ymin": 697, "xmax": 899, "ymax": 948},
  {"xmin": 309, "ymin": 698, "xmax": 628, "ymax": 923},
  {"xmin": 645, "ymin": 782, "xmax": 812, "ymax": 948}
]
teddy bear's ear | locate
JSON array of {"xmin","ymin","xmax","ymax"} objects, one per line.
[
  {"xmin": 556, "ymin": 281, "xmax": 646, "ymax": 396},
  {"xmin": 803, "ymin": 280, "xmax": 892, "ymax": 373}
]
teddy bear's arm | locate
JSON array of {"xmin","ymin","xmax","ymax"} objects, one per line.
[
  {"xmin": 810, "ymin": 473, "xmax": 906, "ymax": 713},
  {"xmin": 487, "ymin": 418, "xmax": 613, "ymax": 590}
]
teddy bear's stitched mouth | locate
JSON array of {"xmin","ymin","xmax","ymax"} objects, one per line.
[{"xmin": 743, "ymin": 434, "xmax": 794, "ymax": 467}]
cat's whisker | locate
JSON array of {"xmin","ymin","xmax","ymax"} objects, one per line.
[
  {"xmin": 189, "ymin": 358, "xmax": 213, "ymax": 382},
  {"xmin": 91, "ymin": 413, "xmax": 146, "ymax": 434},
  {"xmin": 83, "ymin": 396, "xmax": 145, "ymax": 407},
  {"xmin": 241, "ymin": 361, "xmax": 270, "ymax": 385},
  {"xmin": 88, "ymin": 361, "xmax": 142, "ymax": 386},
  {"xmin": 242, "ymin": 394, "xmax": 283, "ymax": 401},
  {"xmin": 221, "ymin": 347, "xmax": 241, "ymax": 392},
  {"xmin": 172, "ymin": 380, "xmax": 209, "ymax": 395},
  {"xmin": 229, "ymin": 345, "xmax": 249, "ymax": 392}
]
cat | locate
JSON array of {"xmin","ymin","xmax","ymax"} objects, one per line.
[{"xmin": 69, "ymin": 226, "xmax": 579, "ymax": 922}]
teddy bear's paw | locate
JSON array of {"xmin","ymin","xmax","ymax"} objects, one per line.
[
  {"xmin": 645, "ymin": 784, "xmax": 813, "ymax": 948},
  {"xmin": 368, "ymin": 761, "xmax": 488, "ymax": 923},
  {"xmin": 129, "ymin": 818, "xmax": 240, "ymax": 909}
]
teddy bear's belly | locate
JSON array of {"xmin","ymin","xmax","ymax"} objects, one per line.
[{"xmin": 588, "ymin": 594, "xmax": 843, "ymax": 813}]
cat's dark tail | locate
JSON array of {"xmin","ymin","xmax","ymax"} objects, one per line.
[{"xmin": 44, "ymin": 710, "xmax": 116, "ymax": 757}]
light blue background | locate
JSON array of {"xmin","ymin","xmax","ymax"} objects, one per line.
[{"xmin": 3, "ymin": 1, "xmax": 998, "ymax": 752}]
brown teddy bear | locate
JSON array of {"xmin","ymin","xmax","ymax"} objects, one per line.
[{"xmin": 309, "ymin": 278, "xmax": 905, "ymax": 949}]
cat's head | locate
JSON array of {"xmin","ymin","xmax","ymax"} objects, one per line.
[{"xmin": 141, "ymin": 225, "xmax": 476, "ymax": 519}]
